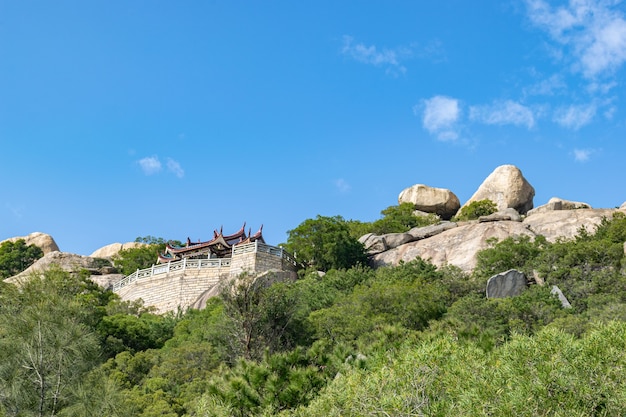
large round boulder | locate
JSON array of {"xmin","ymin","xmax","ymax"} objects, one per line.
[
  {"xmin": 398, "ymin": 184, "xmax": 460, "ymax": 220},
  {"xmin": 1, "ymin": 232, "xmax": 59, "ymax": 254},
  {"xmin": 90, "ymin": 242, "xmax": 148, "ymax": 258},
  {"xmin": 461, "ymin": 165, "xmax": 535, "ymax": 214}
]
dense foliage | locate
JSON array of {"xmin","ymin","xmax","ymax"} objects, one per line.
[
  {"xmin": 283, "ymin": 215, "xmax": 368, "ymax": 272},
  {"xmin": 2, "ymin": 213, "xmax": 626, "ymax": 416},
  {"xmin": 346, "ymin": 203, "xmax": 440, "ymax": 238},
  {"xmin": 0, "ymin": 239, "xmax": 44, "ymax": 278}
]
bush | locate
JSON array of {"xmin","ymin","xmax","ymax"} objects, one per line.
[{"xmin": 453, "ymin": 199, "xmax": 497, "ymax": 221}]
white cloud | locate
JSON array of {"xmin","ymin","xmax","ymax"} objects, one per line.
[
  {"xmin": 469, "ymin": 100, "xmax": 536, "ymax": 129},
  {"xmin": 573, "ymin": 148, "xmax": 594, "ymax": 161},
  {"xmin": 166, "ymin": 158, "xmax": 185, "ymax": 179},
  {"xmin": 525, "ymin": 0, "xmax": 626, "ymax": 78},
  {"xmin": 554, "ymin": 103, "xmax": 597, "ymax": 129},
  {"xmin": 334, "ymin": 178, "xmax": 351, "ymax": 193},
  {"xmin": 342, "ymin": 36, "xmax": 408, "ymax": 74},
  {"xmin": 419, "ymin": 95, "xmax": 461, "ymax": 141},
  {"xmin": 138, "ymin": 156, "xmax": 162, "ymax": 175}
]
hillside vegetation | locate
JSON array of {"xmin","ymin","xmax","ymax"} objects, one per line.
[{"xmin": 1, "ymin": 211, "xmax": 626, "ymax": 416}]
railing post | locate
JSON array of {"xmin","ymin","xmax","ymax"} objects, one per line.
[
  {"xmin": 183, "ymin": 257, "xmax": 187, "ymax": 271},
  {"xmin": 151, "ymin": 265, "xmax": 154, "ymax": 276},
  {"xmin": 255, "ymin": 240, "xmax": 258, "ymax": 252},
  {"xmin": 167, "ymin": 261, "xmax": 171, "ymax": 273}
]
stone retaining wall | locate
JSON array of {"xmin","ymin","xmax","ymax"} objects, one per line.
[{"xmin": 116, "ymin": 249, "xmax": 298, "ymax": 313}]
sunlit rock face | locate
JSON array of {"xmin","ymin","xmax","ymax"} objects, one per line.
[
  {"xmin": 1, "ymin": 232, "xmax": 59, "ymax": 254},
  {"xmin": 398, "ymin": 184, "xmax": 460, "ymax": 220},
  {"xmin": 460, "ymin": 164, "xmax": 535, "ymax": 215}
]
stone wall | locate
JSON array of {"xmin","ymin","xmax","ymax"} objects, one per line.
[
  {"xmin": 115, "ymin": 265, "xmax": 229, "ymax": 313},
  {"xmin": 115, "ymin": 247, "xmax": 298, "ymax": 313}
]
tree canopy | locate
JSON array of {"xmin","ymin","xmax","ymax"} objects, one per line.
[
  {"xmin": 0, "ymin": 239, "xmax": 44, "ymax": 278},
  {"xmin": 283, "ymin": 215, "xmax": 368, "ymax": 272}
]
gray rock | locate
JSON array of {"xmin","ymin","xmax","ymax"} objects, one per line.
[
  {"xmin": 479, "ymin": 208, "xmax": 522, "ymax": 223},
  {"xmin": 359, "ymin": 233, "xmax": 387, "ymax": 255},
  {"xmin": 398, "ymin": 184, "xmax": 460, "ymax": 220},
  {"xmin": 486, "ymin": 269, "xmax": 528, "ymax": 298},
  {"xmin": 551, "ymin": 285, "xmax": 572, "ymax": 308},
  {"xmin": 383, "ymin": 233, "xmax": 414, "ymax": 249},
  {"xmin": 359, "ymin": 232, "xmax": 413, "ymax": 255},
  {"xmin": 407, "ymin": 222, "xmax": 457, "ymax": 240},
  {"xmin": 461, "ymin": 165, "xmax": 535, "ymax": 214}
]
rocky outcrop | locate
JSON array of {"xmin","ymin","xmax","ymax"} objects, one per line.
[
  {"xmin": 486, "ymin": 270, "xmax": 528, "ymax": 298},
  {"xmin": 359, "ymin": 222, "xmax": 457, "ymax": 255},
  {"xmin": 527, "ymin": 197, "xmax": 591, "ymax": 216},
  {"xmin": 398, "ymin": 184, "xmax": 460, "ymax": 220},
  {"xmin": 370, "ymin": 208, "xmax": 624, "ymax": 273},
  {"xmin": 90, "ymin": 242, "xmax": 148, "ymax": 258},
  {"xmin": 522, "ymin": 208, "xmax": 616, "ymax": 242},
  {"xmin": 5, "ymin": 251, "xmax": 116, "ymax": 285},
  {"xmin": 371, "ymin": 221, "xmax": 536, "ymax": 273},
  {"xmin": 1, "ymin": 232, "xmax": 59, "ymax": 254},
  {"xmin": 461, "ymin": 165, "xmax": 535, "ymax": 214}
]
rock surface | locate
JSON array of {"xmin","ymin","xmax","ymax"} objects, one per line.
[
  {"xmin": 527, "ymin": 197, "xmax": 591, "ymax": 216},
  {"xmin": 479, "ymin": 208, "xmax": 522, "ymax": 223},
  {"xmin": 371, "ymin": 221, "xmax": 536, "ymax": 273},
  {"xmin": 522, "ymin": 208, "xmax": 616, "ymax": 242},
  {"xmin": 461, "ymin": 165, "xmax": 535, "ymax": 214},
  {"xmin": 551, "ymin": 285, "xmax": 572, "ymax": 308},
  {"xmin": 0, "ymin": 232, "xmax": 59, "ymax": 254},
  {"xmin": 359, "ymin": 222, "xmax": 458, "ymax": 255},
  {"xmin": 486, "ymin": 269, "xmax": 528, "ymax": 298},
  {"xmin": 5, "ymin": 251, "xmax": 115, "ymax": 285},
  {"xmin": 370, "ymin": 208, "xmax": 625, "ymax": 273},
  {"xmin": 398, "ymin": 184, "xmax": 460, "ymax": 220},
  {"xmin": 90, "ymin": 242, "xmax": 148, "ymax": 258}
]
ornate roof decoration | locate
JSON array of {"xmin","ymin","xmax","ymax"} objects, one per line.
[{"xmin": 157, "ymin": 223, "xmax": 264, "ymax": 264}]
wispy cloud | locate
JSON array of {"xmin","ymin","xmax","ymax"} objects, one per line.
[
  {"xmin": 554, "ymin": 103, "xmax": 597, "ymax": 129},
  {"xmin": 524, "ymin": 73, "xmax": 567, "ymax": 96},
  {"xmin": 137, "ymin": 155, "xmax": 184, "ymax": 178},
  {"xmin": 167, "ymin": 158, "xmax": 185, "ymax": 178},
  {"xmin": 341, "ymin": 36, "xmax": 409, "ymax": 75},
  {"xmin": 418, "ymin": 95, "xmax": 461, "ymax": 141},
  {"xmin": 334, "ymin": 178, "xmax": 351, "ymax": 193},
  {"xmin": 525, "ymin": 0, "xmax": 626, "ymax": 78},
  {"xmin": 573, "ymin": 148, "xmax": 595, "ymax": 162},
  {"xmin": 138, "ymin": 156, "xmax": 162, "ymax": 175},
  {"xmin": 469, "ymin": 100, "xmax": 536, "ymax": 129}
]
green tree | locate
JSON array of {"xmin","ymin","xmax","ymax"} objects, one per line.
[
  {"xmin": 347, "ymin": 203, "xmax": 440, "ymax": 239},
  {"xmin": 0, "ymin": 239, "xmax": 44, "ymax": 278},
  {"xmin": 112, "ymin": 245, "xmax": 163, "ymax": 276},
  {"xmin": 284, "ymin": 215, "xmax": 368, "ymax": 272},
  {"xmin": 0, "ymin": 268, "xmax": 101, "ymax": 416}
]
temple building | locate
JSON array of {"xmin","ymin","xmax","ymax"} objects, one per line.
[{"xmin": 157, "ymin": 223, "xmax": 265, "ymax": 263}]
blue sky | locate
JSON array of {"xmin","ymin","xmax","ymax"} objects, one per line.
[{"xmin": 1, "ymin": 1, "xmax": 625, "ymax": 255}]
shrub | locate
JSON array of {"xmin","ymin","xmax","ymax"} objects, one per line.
[{"xmin": 453, "ymin": 199, "xmax": 497, "ymax": 221}]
